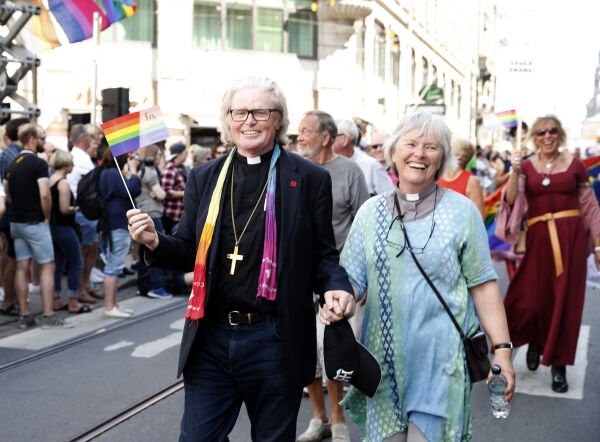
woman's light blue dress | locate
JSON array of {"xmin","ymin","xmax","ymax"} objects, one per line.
[{"xmin": 340, "ymin": 190, "xmax": 497, "ymax": 441}]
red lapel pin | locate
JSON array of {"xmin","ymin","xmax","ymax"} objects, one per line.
[{"xmin": 290, "ymin": 180, "xmax": 297, "ymax": 187}]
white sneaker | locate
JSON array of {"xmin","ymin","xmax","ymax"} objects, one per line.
[
  {"xmin": 297, "ymin": 418, "xmax": 331, "ymax": 442},
  {"xmin": 331, "ymin": 423, "xmax": 351, "ymax": 442},
  {"xmin": 28, "ymin": 283, "xmax": 40, "ymax": 295},
  {"xmin": 120, "ymin": 307, "xmax": 134, "ymax": 315},
  {"xmin": 103, "ymin": 307, "xmax": 132, "ymax": 319},
  {"xmin": 90, "ymin": 267, "xmax": 105, "ymax": 284}
]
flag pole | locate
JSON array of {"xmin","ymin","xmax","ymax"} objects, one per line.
[
  {"xmin": 515, "ymin": 115, "xmax": 522, "ymax": 153},
  {"xmin": 112, "ymin": 155, "xmax": 136, "ymax": 209}
]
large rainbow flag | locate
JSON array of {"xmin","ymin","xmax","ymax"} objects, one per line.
[
  {"xmin": 101, "ymin": 106, "xmax": 170, "ymax": 157},
  {"xmin": 25, "ymin": 0, "xmax": 136, "ymax": 48},
  {"xmin": 583, "ymin": 155, "xmax": 600, "ymax": 201}
]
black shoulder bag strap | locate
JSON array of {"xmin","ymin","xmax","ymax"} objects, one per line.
[{"xmin": 393, "ymin": 194, "xmax": 467, "ymax": 342}]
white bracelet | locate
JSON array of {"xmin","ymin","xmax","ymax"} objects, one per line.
[{"xmin": 595, "ymin": 246, "xmax": 600, "ymax": 253}]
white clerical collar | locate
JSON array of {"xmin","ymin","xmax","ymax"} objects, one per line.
[
  {"xmin": 406, "ymin": 193, "xmax": 419, "ymax": 202},
  {"xmin": 247, "ymin": 156, "xmax": 261, "ymax": 165}
]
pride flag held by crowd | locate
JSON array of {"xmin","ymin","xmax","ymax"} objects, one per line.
[
  {"xmin": 583, "ymin": 155, "xmax": 600, "ymax": 201},
  {"xmin": 26, "ymin": 0, "xmax": 136, "ymax": 49},
  {"xmin": 483, "ymin": 110, "xmax": 518, "ymax": 131}
]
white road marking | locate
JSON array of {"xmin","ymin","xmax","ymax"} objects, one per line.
[
  {"xmin": 104, "ymin": 340, "xmax": 135, "ymax": 351},
  {"xmin": 514, "ymin": 325, "xmax": 589, "ymax": 400},
  {"xmin": 130, "ymin": 332, "xmax": 182, "ymax": 358},
  {"xmin": 170, "ymin": 318, "xmax": 185, "ymax": 330},
  {"xmin": 0, "ymin": 297, "xmax": 182, "ymax": 350}
]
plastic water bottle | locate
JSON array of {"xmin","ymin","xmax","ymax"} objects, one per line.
[{"xmin": 489, "ymin": 364, "xmax": 510, "ymax": 418}]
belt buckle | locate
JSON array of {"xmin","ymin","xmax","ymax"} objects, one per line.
[{"xmin": 228, "ymin": 311, "xmax": 240, "ymax": 326}]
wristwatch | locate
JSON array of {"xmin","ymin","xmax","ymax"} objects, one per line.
[{"xmin": 494, "ymin": 342, "xmax": 514, "ymax": 351}]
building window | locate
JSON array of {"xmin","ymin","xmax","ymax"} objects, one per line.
[
  {"xmin": 288, "ymin": 9, "xmax": 316, "ymax": 58},
  {"xmin": 98, "ymin": 0, "xmax": 154, "ymax": 42},
  {"xmin": 390, "ymin": 34, "xmax": 400, "ymax": 86},
  {"xmin": 226, "ymin": 4, "xmax": 252, "ymax": 50},
  {"xmin": 411, "ymin": 49, "xmax": 416, "ymax": 96},
  {"xmin": 258, "ymin": 9, "xmax": 283, "ymax": 52},
  {"xmin": 193, "ymin": 2, "xmax": 221, "ymax": 49},
  {"xmin": 191, "ymin": 1, "xmax": 315, "ymax": 58},
  {"xmin": 374, "ymin": 22, "xmax": 385, "ymax": 79},
  {"xmin": 421, "ymin": 57, "xmax": 429, "ymax": 90}
]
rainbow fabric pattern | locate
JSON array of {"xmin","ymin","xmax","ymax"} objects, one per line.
[
  {"xmin": 103, "ymin": 0, "xmax": 136, "ymax": 24},
  {"xmin": 101, "ymin": 106, "xmax": 170, "ymax": 157},
  {"xmin": 47, "ymin": 0, "xmax": 109, "ymax": 43},
  {"xmin": 483, "ymin": 110, "xmax": 518, "ymax": 131},
  {"xmin": 484, "ymin": 183, "xmax": 511, "ymax": 253},
  {"xmin": 186, "ymin": 145, "xmax": 281, "ymax": 320}
]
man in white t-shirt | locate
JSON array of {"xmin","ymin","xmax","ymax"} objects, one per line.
[
  {"xmin": 333, "ymin": 119, "xmax": 395, "ymax": 196},
  {"xmin": 66, "ymin": 124, "xmax": 101, "ymax": 303}
]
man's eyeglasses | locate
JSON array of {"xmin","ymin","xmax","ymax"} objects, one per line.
[
  {"xmin": 535, "ymin": 127, "xmax": 558, "ymax": 137},
  {"xmin": 229, "ymin": 109, "xmax": 278, "ymax": 122}
]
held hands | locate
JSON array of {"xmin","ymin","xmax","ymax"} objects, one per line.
[
  {"xmin": 319, "ymin": 290, "xmax": 356, "ymax": 325},
  {"xmin": 126, "ymin": 209, "xmax": 159, "ymax": 250},
  {"xmin": 510, "ymin": 151, "xmax": 522, "ymax": 174},
  {"xmin": 487, "ymin": 349, "xmax": 516, "ymax": 402}
]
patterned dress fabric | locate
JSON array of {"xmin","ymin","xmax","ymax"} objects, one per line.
[{"xmin": 340, "ymin": 190, "xmax": 497, "ymax": 441}]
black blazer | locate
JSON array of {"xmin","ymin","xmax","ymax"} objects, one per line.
[{"xmin": 146, "ymin": 148, "xmax": 352, "ymax": 386}]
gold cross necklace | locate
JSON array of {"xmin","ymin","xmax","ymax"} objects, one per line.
[{"xmin": 227, "ymin": 162, "xmax": 272, "ymax": 275}]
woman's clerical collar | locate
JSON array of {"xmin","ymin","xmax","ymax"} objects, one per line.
[
  {"xmin": 235, "ymin": 147, "xmax": 274, "ymax": 165},
  {"xmin": 394, "ymin": 182, "xmax": 437, "ymax": 202}
]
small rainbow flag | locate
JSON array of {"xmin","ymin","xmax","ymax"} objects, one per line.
[
  {"xmin": 483, "ymin": 110, "xmax": 518, "ymax": 131},
  {"xmin": 101, "ymin": 106, "xmax": 170, "ymax": 157}
]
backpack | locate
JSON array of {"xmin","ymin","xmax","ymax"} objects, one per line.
[{"xmin": 76, "ymin": 167, "xmax": 105, "ymax": 220}]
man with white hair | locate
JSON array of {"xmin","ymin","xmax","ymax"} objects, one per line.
[{"xmin": 333, "ymin": 119, "xmax": 395, "ymax": 196}]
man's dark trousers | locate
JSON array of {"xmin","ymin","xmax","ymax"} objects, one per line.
[{"xmin": 179, "ymin": 317, "xmax": 303, "ymax": 441}]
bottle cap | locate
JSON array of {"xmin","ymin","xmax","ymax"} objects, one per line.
[{"xmin": 491, "ymin": 364, "xmax": 501, "ymax": 375}]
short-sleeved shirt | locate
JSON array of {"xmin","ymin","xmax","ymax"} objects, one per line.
[
  {"xmin": 138, "ymin": 167, "xmax": 164, "ymax": 219},
  {"xmin": 66, "ymin": 146, "xmax": 95, "ymax": 198},
  {"xmin": 321, "ymin": 155, "xmax": 369, "ymax": 251},
  {"xmin": 6, "ymin": 151, "xmax": 49, "ymax": 223}
]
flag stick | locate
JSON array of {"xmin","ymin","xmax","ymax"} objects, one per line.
[
  {"xmin": 515, "ymin": 115, "xmax": 522, "ymax": 153},
  {"xmin": 113, "ymin": 155, "xmax": 136, "ymax": 209}
]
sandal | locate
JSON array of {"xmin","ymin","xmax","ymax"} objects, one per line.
[
  {"xmin": 0, "ymin": 303, "xmax": 20, "ymax": 316},
  {"xmin": 53, "ymin": 301, "xmax": 68, "ymax": 311},
  {"xmin": 69, "ymin": 304, "xmax": 92, "ymax": 314},
  {"xmin": 78, "ymin": 292, "xmax": 97, "ymax": 304},
  {"xmin": 87, "ymin": 287, "xmax": 104, "ymax": 299}
]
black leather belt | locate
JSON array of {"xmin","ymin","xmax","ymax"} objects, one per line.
[{"xmin": 223, "ymin": 311, "xmax": 266, "ymax": 326}]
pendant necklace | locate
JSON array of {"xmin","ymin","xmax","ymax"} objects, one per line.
[
  {"xmin": 227, "ymin": 163, "xmax": 271, "ymax": 275},
  {"xmin": 539, "ymin": 153, "xmax": 559, "ymax": 187}
]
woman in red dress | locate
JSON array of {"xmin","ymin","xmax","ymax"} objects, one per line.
[{"xmin": 498, "ymin": 115, "xmax": 600, "ymax": 392}]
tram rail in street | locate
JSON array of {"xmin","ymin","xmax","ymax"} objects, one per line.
[
  {"xmin": 67, "ymin": 380, "xmax": 184, "ymax": 442},
  {"xmin": 0, "ymin": 299, "xmax": 188, "ymax": 373}
]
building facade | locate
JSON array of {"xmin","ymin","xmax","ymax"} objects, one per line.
[{"xmin": 26, "ymin": 0, "xmax": 498, "ymax": 147}]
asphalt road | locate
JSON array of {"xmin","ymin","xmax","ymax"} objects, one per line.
[{"xmin": 0, "ymin": 262, "xmax": 599, "ymax": 441}]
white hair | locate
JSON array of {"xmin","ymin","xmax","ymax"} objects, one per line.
[
  {"xmin": 383, "ymin": 110, "xmax": 455, "ymax": 180},
  {"xmin": 335, "ymin": 119, "xmax": 359, "ymax": 146},
  {"xmin": 220, "ymin": 76, "xmax": 289, "ymax": 147}
]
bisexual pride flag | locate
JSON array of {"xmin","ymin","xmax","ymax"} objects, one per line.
[
  {"xmin": 483, "ymin": 110, "xmax": 518, "ymax": 132},
  {"xmin": 102, "ymin": 106, "xmax": 170, "ymax": 157}
]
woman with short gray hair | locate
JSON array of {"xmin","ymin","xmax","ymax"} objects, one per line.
[{"xmin": 339, "ymin": 111, "xmax": 514, "ymax": 441}]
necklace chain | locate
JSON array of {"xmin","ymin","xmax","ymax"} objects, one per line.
[{"xmin": 230, "ymin": 163, "xmax": 272, "ymax": 247}]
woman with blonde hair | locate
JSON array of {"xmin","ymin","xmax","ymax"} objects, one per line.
[
  {"xmin": 438, "ymin": 136, "xmax": 485, "ymax": 220},
  {"xmin": 498, "ymin": 115, "xmax": 600, "ymax": 392},
  {"xmin": 48, "ymin": 149, "xmax": 91, "ymax": 313}
]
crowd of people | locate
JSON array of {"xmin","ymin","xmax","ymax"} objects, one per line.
[{"xmin": 1, "ymin": 74, "xmax": 599, "ymax": 441}]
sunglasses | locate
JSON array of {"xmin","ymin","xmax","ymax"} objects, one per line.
[
  {"xmin": 369, "ymin": 144, "xmax": 384, "ymax": 150},
  {"xmin": 535, "ymin": 127, "xmax": 559, "ymax": 137}
]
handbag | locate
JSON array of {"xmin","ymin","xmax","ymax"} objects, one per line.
[
  {"xmin": 393, "ymin": 195, "xmax": 491, "ymax": 382},
  {"xmin": 514, "ymin": 228, "xmax": 527, "ymax": 254}
]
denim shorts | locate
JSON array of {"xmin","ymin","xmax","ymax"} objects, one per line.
[
  {"xmin": 103, "ymin": 228, "xmax": 131, "ymax": 277},
  {"xmin": 75, "ymin": 211, "xmax": 99, "ymax": 245},
  {"xmin": 10, "ymin": 222, "xmax": 55, "ymax": 264}
]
